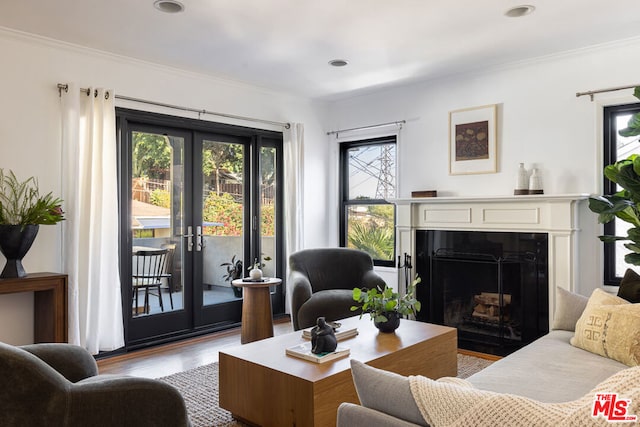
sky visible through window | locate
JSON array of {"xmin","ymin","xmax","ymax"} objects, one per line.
[{"xmin": 348, "ymin": 144, "xmax": 396, "ymax": 200}]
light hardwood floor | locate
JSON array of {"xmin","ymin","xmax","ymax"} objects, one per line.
[{"xmin": 97, "ymin": 317, "xmax": 294, "ymax": 378}]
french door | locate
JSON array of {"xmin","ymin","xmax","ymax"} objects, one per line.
[{"xmin": 117, "ymin": 109, "xmax": 284, "ymax": 347}]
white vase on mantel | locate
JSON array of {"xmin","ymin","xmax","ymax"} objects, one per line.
[
  {"xmin": 514, "ymin": 163, "xmax": 529, "ymax": 195},
  {"xmin": 528, "ymin": 168, "xmax": 543, "ymax": 194}
]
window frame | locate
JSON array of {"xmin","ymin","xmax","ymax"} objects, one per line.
[
  {"xmin": 339, "ymin": 135, "xmax": 397, "ymax": 267},
  {"xmin": 602, "ymin": 102, "xmax": 640, "ymax": 285}
]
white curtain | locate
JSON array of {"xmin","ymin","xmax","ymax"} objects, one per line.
[
  {"xmin": 61, "ymin": 84, "xmax": 124, "ymax": 353},
  {"xmin": 283, "ymin": 123, "xmax": 305, "ymax": 314}
]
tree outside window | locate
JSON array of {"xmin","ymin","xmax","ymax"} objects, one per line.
[{"xmin": 131, "ymin": 133, "xmax": 275, "ymax": 238}]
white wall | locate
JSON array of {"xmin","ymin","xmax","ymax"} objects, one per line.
[
  {"xmin": 0, "ymin": 28, "xmax": 330, "ymax": 344},
  {"xmin": 326, "ymin": 36, "xmax": 640, "ymax": 298}
]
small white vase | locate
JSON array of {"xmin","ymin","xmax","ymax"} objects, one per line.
[
  {"xmin": 528, "ymin": 168, "xmax": 543, "ymax": 194},
  {"xmin": 249, "ymin": 267, "xmax": 263, "ymax": 280},
  {"xmin": 514, "ymin": 163, "xmax": 529, "ymax": 195}
]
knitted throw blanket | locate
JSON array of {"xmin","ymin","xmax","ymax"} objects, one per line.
[{"xmin": 409, "ymin": 366, "xmax": 640, "ymax": 427}]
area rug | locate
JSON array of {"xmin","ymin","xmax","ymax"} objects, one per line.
[
  {"xmin": 158, "ymin": 354, "xmax": 494, "ymax": 427},
  {"xmin": 457, "ymin": 353, "xmax": 495, "ymax": 379}
]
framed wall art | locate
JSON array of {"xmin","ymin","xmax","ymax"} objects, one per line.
[{"xmin": 448, "ymin": 104, "xmax": 497, "ymax": 175}]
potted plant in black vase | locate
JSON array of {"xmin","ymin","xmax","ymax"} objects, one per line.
[
  {"xmin": 0, "ymin": 169, "xmax": 65, "ymax": 278},
  {"xmin": 351, "ymin": 276, "xmax": 422, "ymax": 332},
  {"xmin": 588, "ymin": 87, "xmax": 640, "ymax": 266},
  {"xmin": 221, "ymin": 255, "xmax": 244, "ymax": 297}
]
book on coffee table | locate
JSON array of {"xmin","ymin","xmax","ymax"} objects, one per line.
[
  {"xmin": 285, "ymin": 342, "xmax": 350, "ymax": 364},
  {"xmin": 301, "ymin": 326, "xmax": 358, "ymax": 341}
]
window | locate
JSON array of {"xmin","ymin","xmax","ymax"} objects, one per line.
[
  {"xmin": 603, "ymin": 102, "xmax": 640, "ymax": 285},
  {"xmin": 339, "ymin": 136, "xmax": 396, "ymax": 267}
]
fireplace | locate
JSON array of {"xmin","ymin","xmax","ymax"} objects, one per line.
[
  {"xmin": 415, "ymin": 230, "xmax": 549, "ymax": 355},
  {"xmin": 393, "ymin": 194, "xmax": 587, "ymax": 355}
]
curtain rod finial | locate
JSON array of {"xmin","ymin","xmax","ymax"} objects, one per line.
[{"xmin": 57, "ymin": 83, "xmax": 69, "ymax": 97}]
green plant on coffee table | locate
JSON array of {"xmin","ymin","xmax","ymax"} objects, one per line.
[
  {"xmin": 351, "ymin": 276, "xmax": 422, "ymax": 323},
  {"xmin": 589, "ymin": 87, "xmax": 640, "ymax": 265},
  {"xmin": 0, "ymin": 169, "xmax": 64, "ymax": 226}
]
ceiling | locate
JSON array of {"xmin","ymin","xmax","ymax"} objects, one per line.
[{"xmin": 1, "ymin": 1, "xmax": 639, "ymax": 100}]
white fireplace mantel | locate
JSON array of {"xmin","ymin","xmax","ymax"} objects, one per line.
[{"xmin": 391, "ymin": 194, "xmax": 590, "ymax": 325}]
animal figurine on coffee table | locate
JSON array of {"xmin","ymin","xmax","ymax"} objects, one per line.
[{"xmin": 310, "ymin": 317, "xmax": 338, "ymax": 354}]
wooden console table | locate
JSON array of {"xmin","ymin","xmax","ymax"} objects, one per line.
[{"xmin": 0, "ymin": 273, "xmax": 68, "ymax": 343}]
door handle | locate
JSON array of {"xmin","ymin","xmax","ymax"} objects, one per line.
[
  {"xmin": 183, "ymin": 226, "xmax": 194, "ymax": 252},
  {"xmin": 196, "ymin": 226, "xmax": 205, "ymax": 251}
]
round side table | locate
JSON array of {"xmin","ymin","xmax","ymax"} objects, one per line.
[{"xmin": 232, "ymin": 277, "xmax": 282, "ymax": 344}]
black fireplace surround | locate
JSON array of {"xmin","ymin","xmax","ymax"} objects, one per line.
[{"xmin": 415, "ymin": 230, "xmax": 549, "ymax": 356}]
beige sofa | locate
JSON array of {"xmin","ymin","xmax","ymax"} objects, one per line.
[{"xmin": 337, "ymin": 287, "xmax": 634, "ymax": 426}]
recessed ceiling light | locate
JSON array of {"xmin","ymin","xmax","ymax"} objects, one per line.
[
  {"xmin": 328, "ymin": 59, "xmax": 349, "ymax": 67},
  {"xmin": 153, "ymin": 0, "xmax": 185, "ymax": 13},
  {"xmin": 504, "ymin": 5, "xmax": 535, "ymax": 18}
]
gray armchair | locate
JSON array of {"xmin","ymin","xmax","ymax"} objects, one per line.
[
  {"xmin": 289, "ymin": 248, "xmax": 386, "ymax": 330},
  {"xmin": 0, "ymin": 341, "xmax": 190, "ymax": 427}
]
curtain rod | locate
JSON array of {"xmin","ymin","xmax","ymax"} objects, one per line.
[
  {"xmin": 326, "ymin": 120, "xmax": 406, "ymax": 138},
  {"xmin": 576, "ymin": 84, "xmax": 640, "ymax": 101},
  {"xmin": 57, "ymin": 83, "xmax": 290, "ymax": 129}
]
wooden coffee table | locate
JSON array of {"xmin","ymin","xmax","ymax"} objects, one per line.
[{"xmin": 219, "ymin": 315, "xmax": 457, "ymax": 427}]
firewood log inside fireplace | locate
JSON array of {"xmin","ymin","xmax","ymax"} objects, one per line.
[{"xmin": 472, "ymin": 292, "xmax": 511, "ymax": 322}]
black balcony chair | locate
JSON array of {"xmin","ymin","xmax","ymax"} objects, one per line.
[
  {"xmin": 132, "ymin": 248, "xmax": 169, "ymax": 315},
  {"xmin": 160, "ymin": 243, "xmax": 176, "ymax": 310}
]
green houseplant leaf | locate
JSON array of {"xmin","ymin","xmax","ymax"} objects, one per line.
[
  {"xmin": 619, "ymin": 90, "xmax": 640, "ymax": 137},
  {"xmin": 613, "ymin": 163, "xmax": 640, "ymax": 198},
  {"xmin": 625, "ymin": 253, "xmax": 640, "ymax": 265},
  {"xmin": 619, "ymin": 113, "xmax": 640, "ymax": 138}
]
